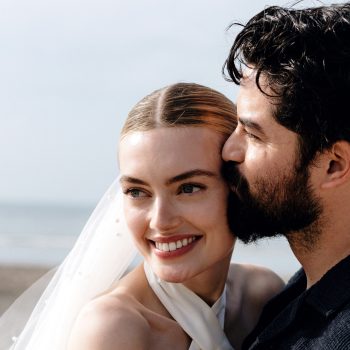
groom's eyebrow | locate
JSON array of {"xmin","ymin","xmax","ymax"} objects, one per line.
[
  {"xmin": 239, "ymin": 117, "xmax": 265, "ymax": 135},
  {"xmin": 166, "ymin": 169, "xmax": 216, "ymax": 185}
]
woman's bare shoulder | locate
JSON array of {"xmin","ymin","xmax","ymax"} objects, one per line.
[
  {"xmin": 68, "ymin": 291, "xmax": 150, "ymax": 350},
  {"xmin": 224, "ymin": 263, "xmax": 285, "ymax": 348},
  {"xmin": 228, "ymin": 263, "xmax": 285, "ymax": 308},
  {"xmin": 68, "ymin": 267, "xmax": 151, "ymax": 350}
]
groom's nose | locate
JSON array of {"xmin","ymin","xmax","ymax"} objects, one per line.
[{"xmin": 222, "ymin": 130, "xmax": 245, "ymax": 163}]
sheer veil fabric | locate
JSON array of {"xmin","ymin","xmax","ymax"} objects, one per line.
[{"xmin": 0, "ymin": 180, "xmax": 138, "ymax": 350}]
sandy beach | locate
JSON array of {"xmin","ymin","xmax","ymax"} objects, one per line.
[{"xmin": 0, "ymin": 264, "xmax": 51, "ymax": 314}]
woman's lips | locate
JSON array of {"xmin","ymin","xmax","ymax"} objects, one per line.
[
  {"xmin": 150, "ymin": 235, "xmax": 201, "ymax": 258},
  {"xmin": 155, "ymin": 236, "xmax": 196, "ymax": 252}
]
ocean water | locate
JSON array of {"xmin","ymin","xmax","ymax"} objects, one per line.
[
  {"xmin": 0, "ymin": 202, "xmax": 301, "ymax": 279},
  {"xmin": 0, "ymin": 203, "xmax": 92, "ymax": 266}
]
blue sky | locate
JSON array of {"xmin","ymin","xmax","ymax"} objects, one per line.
[{"xmin": 0, "ymin": 0, "xmax": 344, "ymax": 206}]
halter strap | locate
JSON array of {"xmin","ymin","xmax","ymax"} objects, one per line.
[{"xmin": 144, "ymin": 263, "xmax": 233, "ymax": 350}]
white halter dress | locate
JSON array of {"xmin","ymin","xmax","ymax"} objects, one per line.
[{"xmin": 144, "ymin": 263, "xmax": 234, "ymax": 350}]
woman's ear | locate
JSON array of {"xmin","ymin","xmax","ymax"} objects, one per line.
[{"xmin": 321, "ymin": 141, "xmax": 350, "ymax": 189}]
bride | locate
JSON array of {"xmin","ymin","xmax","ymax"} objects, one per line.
[{"xmin": 1, "ymin": 83, "xmax": 284, "ymax": 350}]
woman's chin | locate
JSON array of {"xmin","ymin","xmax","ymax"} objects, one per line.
[{"xmin": 151, "ymin": 264, "xmax": 191, "ymax": 283}]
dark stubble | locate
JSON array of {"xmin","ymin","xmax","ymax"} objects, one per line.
[{"xmin": 223, "ymin": 159, "xmax": 322, "ymax": 245}]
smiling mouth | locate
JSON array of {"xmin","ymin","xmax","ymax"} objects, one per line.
[{"xmin": 153, "ymin": 236, "xmax": 199, "ymax": 252}]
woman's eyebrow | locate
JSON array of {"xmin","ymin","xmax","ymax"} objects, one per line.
[
  {"xmin": 120, "ymin": 170, "xmax": 216, "ymax": 187},
  {"xmin": 119, "ymin": 176, "xmax": 149, "ymax": 186},
  {"xmin": 166, "ymin": 169, "xmax": 216, "ymax": 185}
]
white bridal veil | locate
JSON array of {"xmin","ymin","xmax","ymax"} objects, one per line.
[{"xmin": 0, "ymin": 180, "xmax": 138, "ymax": 350}]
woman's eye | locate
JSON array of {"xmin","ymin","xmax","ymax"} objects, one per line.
[
  {"xmin": 124, "ymin": 188, "xmax": 147, "ymax": 198},
  {"xmin": 179, "ymin": 184, "xmax": 202, "ymax": 194}
]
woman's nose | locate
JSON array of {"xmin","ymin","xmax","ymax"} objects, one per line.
[
  {"xmin": 149, "ymin": 198, "xmax": 181, "ymax": 232},
  {"xmin": 222, "ymin": 131, "xmax": 245, "ymax": 163}
]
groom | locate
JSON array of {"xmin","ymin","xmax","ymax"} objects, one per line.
[{"xmin": 222, "ymin": 3, "xmax": 350, "ymax": 349}]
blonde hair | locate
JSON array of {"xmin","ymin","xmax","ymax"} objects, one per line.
[{"xmin": 121, "ymin": 83, "xmax": 236, "ymax": 138}]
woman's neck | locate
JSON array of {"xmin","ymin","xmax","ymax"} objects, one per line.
[{"xmin": 182, "ymin": 254, "xmax": 232, "ymax": 306}]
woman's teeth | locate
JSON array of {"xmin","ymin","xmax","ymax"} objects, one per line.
[{"xmin": 155, "ymin": 237, "xmax": 196, "ymax": 252}]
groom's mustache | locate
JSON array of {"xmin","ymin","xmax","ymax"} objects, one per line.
[{"xmin": 222, "ymin": 161, "xmax": 245, "ymax": 190}]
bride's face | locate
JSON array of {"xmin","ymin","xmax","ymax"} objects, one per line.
[{"xmin": 119, "ymin": 126, "xmax": 235, "ymax": 283}]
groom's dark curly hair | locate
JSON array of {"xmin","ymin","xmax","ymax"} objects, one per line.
[{"xmin": 224, "ymin": 2, "xmax": 350, "ymax": 166}]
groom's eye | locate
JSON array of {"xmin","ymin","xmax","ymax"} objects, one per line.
[
  {"xmin": 244, "ymin": 128, "xmax": 260, "ymax": 141},
  {"xmin": 247, "ymin": 132, "xmax": 258, "ymax": 139}
]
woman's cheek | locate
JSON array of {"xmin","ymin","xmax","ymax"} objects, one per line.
[{"xmin": 124, "ymin": 205, "xmax": 147, "ymax": 240}]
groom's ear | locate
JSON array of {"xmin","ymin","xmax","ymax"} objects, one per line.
[{"xmin": 321, "ymin": 141, "xmax": 350, "ymax": 189}]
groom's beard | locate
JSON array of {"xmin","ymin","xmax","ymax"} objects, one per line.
[{"xmin": 223, "ymin": 161, "xmax": 322, "ymax": 244}]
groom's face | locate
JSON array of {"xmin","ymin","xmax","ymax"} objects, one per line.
[{"xmin": 222, "ymin": 70, "xmax": 321, "ymax": 242}]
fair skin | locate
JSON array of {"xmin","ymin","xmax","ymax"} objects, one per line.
[
  {"xmin": 120, "ymin": 127, "xmax": 234, "ymax": 303},
  {"xmin": 68, "ymin": 126, "xmax": 284, "ymax": 350},
  {"xmin": 223, "ymin": 68, "xmax": 350, "ymax": 288}
]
